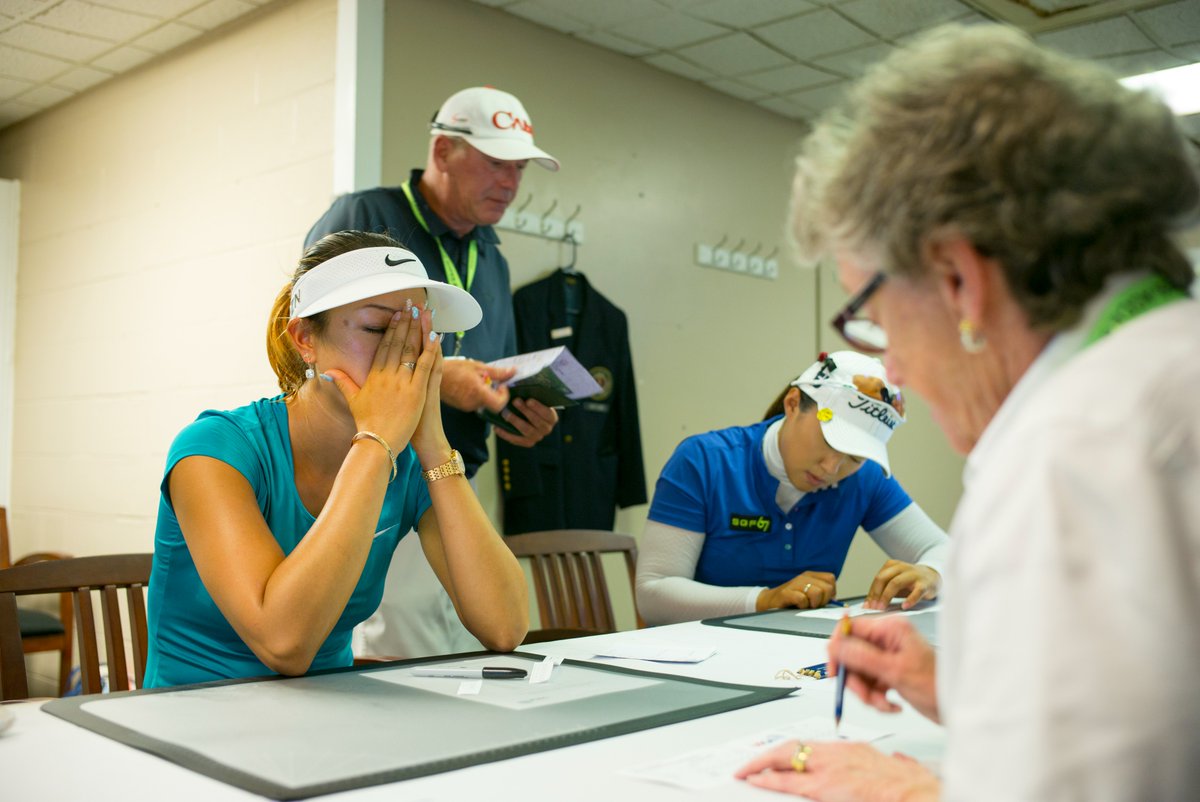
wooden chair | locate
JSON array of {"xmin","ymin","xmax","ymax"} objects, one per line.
[
  {"xmin": 0, "ymin": 506, "xmax": 74, "ymax": 695},
  {"xmin": 0, "ymin": 553, "xmax": 153, "ymax": 701},
  {"xmin": 505, "ymin": 529, "xmax": 639, "ymax": 644}
]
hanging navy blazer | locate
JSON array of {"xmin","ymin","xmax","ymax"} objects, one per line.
[{"xmin": 497, "ymin": 269, "xmax": 647, "ymax": 533}]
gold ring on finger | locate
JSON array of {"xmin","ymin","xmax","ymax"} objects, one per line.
[
  {"xmin": 401, "ymin": 361, "xmax": 417, "ymax": 370},
  {"xmin": 803, "ymin": 583, "xmax": 812, "ymax": 594},
  {"xmin": 790, "ymin": 743, "xmax": 813, "ymax": 773}
]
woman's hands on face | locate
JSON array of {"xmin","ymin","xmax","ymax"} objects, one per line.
[
  {"xmin": 864, "ymin": 560, "xmax": 941, "ymax": 610},
  {"xmin": 323, "ymin": 304, "xmax": 440, "ymax": 450},
  {"xmin": 757, "ymin": 570, "xmax": 837, "ymax": 611}
]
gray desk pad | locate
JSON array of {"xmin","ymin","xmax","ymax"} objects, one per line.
[
  {"xmin": 43, "ymin": 651, "xmax": 792, "ymax": 800},
  {"xmin": 703, "ymin": 606, "xmax": 939, "ymax": 646}
]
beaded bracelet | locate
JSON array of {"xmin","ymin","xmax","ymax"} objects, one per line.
[{"xmin": 352, "ymin": 431, "xmax": 397, "ymax": 483}]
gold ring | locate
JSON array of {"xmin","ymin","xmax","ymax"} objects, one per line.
[
  {"xmin": 790, "ymin": 743, "xmax": 813, "ymax": 773},
  {"xmin": 803, "ymin": 583, "xmax": 813, "ymax": 594},
  {"xmin": 401, "ymin": 361, "xmax": 417, "ymax": 370}
]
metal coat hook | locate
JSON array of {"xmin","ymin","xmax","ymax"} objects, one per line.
[
  {"xmin": 561, "ymin": 231, "xmax": 579, "ymax": 274},
  {"xmin": 539, "ymin": 199, "xmax": 558, "ymax": 234},
  {"xmin": 714, "ymin": 234, "xmax": 729, "ymax": 250},
  {"xmin": 766, "ymin": 246, "xmax": 779, "ymax": 260},
  {"xmin": 732, "ymin": 238, "xmax": 746, "ymax": 253},
  {"xmin": 514, "ymin": 194, "xmax": 534, "ymax": 229},
  {"xmin": 749, "ymin": 242, "xmax": 763, "ymax": 257},
  {"xmin": 564, "ymin": 204, "xmax": 582, "ymax": 227}
]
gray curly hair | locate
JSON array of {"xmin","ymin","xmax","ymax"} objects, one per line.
[{"xmin": 792, "ymin": 24, "xmax": 1199, "ymax": 331}]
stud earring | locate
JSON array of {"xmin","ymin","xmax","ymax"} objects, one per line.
[{"xmin": 958, "ymin": 320, "xmax": 986, "ymax": 354}]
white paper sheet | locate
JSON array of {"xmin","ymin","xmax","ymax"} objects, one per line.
[
  {"xmin": 590, "ymin": 644, "xmax": 717, "ymax": 663},
  {"xmin": 621, "ymin": 716, "xmax": 891, "ymax": 791},
  {"xmin": 796, "ymin": 600, "xmax": 938, "ymax": 620}
]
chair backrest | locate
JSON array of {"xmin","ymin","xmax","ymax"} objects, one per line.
[
  {"xmin": 0, "ymin": 554, "xmax": 153, "ymax": 700},
  {"xmin": 505, "ymin": 529, "xmax": 638, "ymax": 641}
]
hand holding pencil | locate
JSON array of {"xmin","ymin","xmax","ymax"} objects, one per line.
[{"xmin": 827, "ymin": 614, "xmax": 941, "ymax": 724}]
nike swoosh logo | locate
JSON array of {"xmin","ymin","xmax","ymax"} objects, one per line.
[
  {"xmin": 373, "ymin": 524, "xmax": 399, "ymax": 540},
  {"xmin": 384, "ymin": 255, "xmax": 415, "ymax": 266}
]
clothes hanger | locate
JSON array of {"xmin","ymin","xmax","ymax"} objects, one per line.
[{"xmin": 560, "ymin": 232, "xmax": 579, "ymax": 276}]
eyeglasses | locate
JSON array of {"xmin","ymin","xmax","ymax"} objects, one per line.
[
  {"xmin": 830, "ymin": 271, "xmax": 888, "ymax": 353},
  {"xmin": 431, "ymin": 121, "xmax": 473, "ymax": 136}
]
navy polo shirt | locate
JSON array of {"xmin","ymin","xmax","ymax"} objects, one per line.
[
  {"xmin": 647, "ymin": 417, "xmax": 912, "ymax": 587},
  {"xmin": 303, "ymin": 170, "xmax": 517, "ymax": 477}
]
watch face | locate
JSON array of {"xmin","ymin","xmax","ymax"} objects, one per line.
[{"xmin": 452, "ymin": 451, "xmax": 465, "ymax": 473}]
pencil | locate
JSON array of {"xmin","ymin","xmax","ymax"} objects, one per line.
[{"xmin": 834, "ymin": 613, "xmax": 850, "ymax": 735}]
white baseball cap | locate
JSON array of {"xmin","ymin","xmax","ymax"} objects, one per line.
[
  {"xmin": 290, "ymin": 246, "xmax": 482, "ymax": 333},
  {"xmin": 431, "ymin": 86, "xmax": 559, "ymax": 171},
  {"xmin": 791, "ymin": 351, "xmax": 907, "ymax": 477}
]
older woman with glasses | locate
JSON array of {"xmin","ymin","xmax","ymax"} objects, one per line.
[
  {"xmin": 635, "ymin": 351, "xmax": 949, "ymax": 626},
  {"xmin": 736, "ymin": 23, "xmax": 1200, "ymax": 801}
]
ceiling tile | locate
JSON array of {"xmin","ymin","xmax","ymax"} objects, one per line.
[
  {"xmin": 4, "ymin": 2, "xmax": 56, "ymax": 21},
  {"xmin": 642, "ymin": 51, "xmax": 718, "ymax": 81},
  {"xmin": 815, "ymin": 41, "xmax": 893, "ymax": 77},
  {"xmin": 180, "ymin": 0, "xmax": 257, "ymax": 31},
  {"xmin": 33, "ymin": 0, "xmax": 158, "ymax": 42},
  {"xmin": 505, "ymin": 0, "xmax": 589, "ymax": 33},
  {"xmin": 755, "ymin": 94, "xmax": 809, "ymax": 121},
  {"xmin": 0, "ymin": 22, "xmax": 112, "ymax": 61},
  {"xmin": 573, "ymin": 29, "xmax": 654, "ymax": 56},
  {"xmin": 134, "ymin": 21, "xmax": 204, "ymax": 54},
  {"xmin": 1035, "ymin": 17, "xmax": 1155, "ymax": 59},
  {"xmin": 755, "ymin": 8, "xmax": 876, "ymax": 60},
  {"xmin": 785, "ymin": 80, "xmax": 850, "ymax": 115},
  {"xmin": 95, "ymin": 0, "xmax": 210, "ymax": 16},
  {"xmin": 1135, "ymin": 1, "xmax": 1200, "ymax": 48},
  {"xmin": 91, "ymin": 44, "xmax": 156, "ymax": 72},
  {"xmin": 838, "ymin": 0, "xmax": 972, "ymax": 39},
  {"xmin": 0, "ymin": 44, "xmax": 71, "ymax": 82},
  {"xmin": 610, "ymin": 11, "xmax": 727, "ymax": 49},
  {"xmin": 0, "ymin": 98, "xmax": 42, "ymax": 127},
  {"xmin": 534, "ymin": 0, "xmax": 660, "ymax": 29},
  {"xmin": 51, "ymin": 64, "xmax": 113, "ymax": 92},
  {"xmin": 740, "ymin": 61, "xmax": 837, "ymax": 93},
  {"xmin": 1099, "ymin": 48, "xmax": 1187, "ymax": 77},
  {"xmin": 0, "ymin": 75, "xmax": 34, "ymax": 102},
  {"xmin": 1171, "ymin": 42, "xmax": 1200, "ymax": 61},
  {"xmin": 676, "ymin": 32, "xmax": 791, "ymax": 75},
  {"xmin": 689, "ymin": 0, "xmax": 817, "ymax": 28},
  {"xmin": 704, "ymin": 76, "xmax": 771, "ymax": 101},
  {"xmin": 18, "ymin": 83, "xmax": 72, "ymax": 108}
]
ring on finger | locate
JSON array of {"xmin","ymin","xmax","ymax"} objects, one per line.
[
  {"xmin": 401, "ymin": 361, "xmax": 417, "ymax": 370},
  {"xmin": 790, "ymin": 743, "xmax": 813, "ymax": 773},
  {"xmin": 803, "ymin": 583, "xmax": 813, "ymax": 594}
]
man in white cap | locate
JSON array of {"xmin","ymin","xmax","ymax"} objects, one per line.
[{"xmin": 304, "ymin": 86, "xmax": 560, "ymax": 657}]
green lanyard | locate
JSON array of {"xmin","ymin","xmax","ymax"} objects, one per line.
[
  {"xmin": 400, "ymin": 180, "xmax": 477, "ymax": 354},
  {"xmin": 1083, "ymin": 274, "xmax": 1188, "ymax": 348}
]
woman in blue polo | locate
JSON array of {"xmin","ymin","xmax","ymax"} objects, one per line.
[{"xmin": 636, "ymin": 351, "xmax": 948, "ymax": 625}]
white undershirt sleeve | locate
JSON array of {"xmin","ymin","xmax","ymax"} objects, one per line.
[
  {"xmin": 635, "ymin": 520, "xmax": 763, "ymax": 625},
  {"xmin": 865, "ymin": 502, "xmax": 950, "ymax": 577}
]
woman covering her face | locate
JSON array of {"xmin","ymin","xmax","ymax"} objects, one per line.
[
  {"xmin": 636, "ymin": 350, "xmax": 948, "ymax": 625},
  {"xmin": 144, "ymin": 231, "xmax": 528, "ymax": 687},
  {"xmin": 737, "ymin": 23, "xmax": 1200, "ymax": 801}
]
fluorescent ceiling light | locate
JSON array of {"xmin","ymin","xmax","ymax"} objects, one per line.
[{"xmin": 1120, "ymin": 63, "xmax": 1200, "ymax": 117}]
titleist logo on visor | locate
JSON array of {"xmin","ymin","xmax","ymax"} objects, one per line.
[{"xmin": 848, "ymin": 397, "xmax": 900, "ymax": 430}]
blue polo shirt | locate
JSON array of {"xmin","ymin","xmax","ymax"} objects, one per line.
[
  {"xmin": 145, "ymin": 397, "xmax": 432, "ymax": 688},
  {"xmin": 647, "ymin": 417, "xmax": 911, "ymax": 587}
]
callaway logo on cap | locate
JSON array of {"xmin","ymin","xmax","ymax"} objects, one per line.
[
  {"xmin": 791, "ymin": 351, "xmax": 906, "ymax": 476},
  {"xmin": 430, "ymin": 86, "xmax": 560, "ymax": 171}
]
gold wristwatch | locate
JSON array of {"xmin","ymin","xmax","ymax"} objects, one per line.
[{"xmin": 423, "ymin": 449, "xmax": 466, "ymax": 482}]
